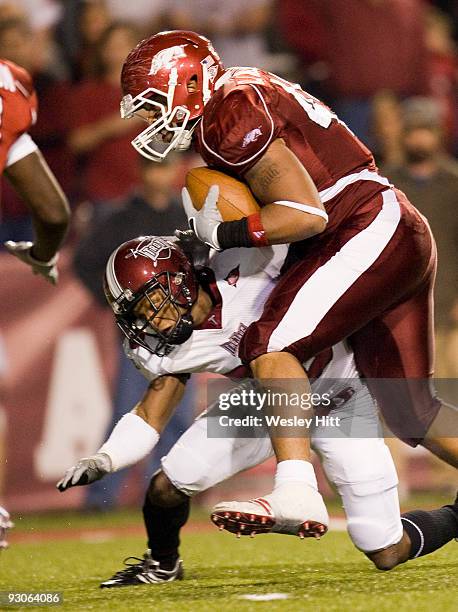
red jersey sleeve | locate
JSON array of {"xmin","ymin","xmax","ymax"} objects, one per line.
[
  {"xmin": 198, "ymin": 84, "xmax": 281, "ymax": 176},
  {"xmin": 0, "ymin": 60, "xmax": 37, "ymax": 171}
]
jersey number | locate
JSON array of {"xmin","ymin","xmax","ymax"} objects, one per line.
[
  {"xmin": 270, "ymin": 75, "xmax": 335, "ymax": 128},
  {"xmin": 231, "ymin": 67, "xmax": 337, "ymax": 129}
]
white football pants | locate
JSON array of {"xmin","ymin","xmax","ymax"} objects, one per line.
[{"xmin": 162, "ymin": 384, "xmax": 403, "ymax": 552}]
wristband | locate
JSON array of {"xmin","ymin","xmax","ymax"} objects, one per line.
[
  {"xmin": 246, "ymin": 212, "xmax": 269, "ymax": 247},
  {"xmin": 98, "ymin": 413, "xmax": 160, "ymax": 472},
  {"xmin": 217, "ymin": 217, "xmax": 252, "ymax": 249},
  {"xmin": 216, "ymin": 213, "xmax": 269, "ymax": 249}
]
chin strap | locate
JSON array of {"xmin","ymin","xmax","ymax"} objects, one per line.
[
  {"xmin": 176, "ymin": 118, "xmax": 201, "ymax": 151},
  {"xmin": 167, "ymin": 314, "xmax": 194, "ymax": 346}
]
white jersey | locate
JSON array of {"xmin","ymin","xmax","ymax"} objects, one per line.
[
  {"xmin": 126, "ymin": 243, "xmax": 360, "ymax": 382},
  {"xmin": 125, "ymin": 244, "xmax": 288, "ymax": 379}
]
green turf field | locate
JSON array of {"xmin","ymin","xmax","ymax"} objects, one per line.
[{"xmin": 1, "ymin": 506, "xmax": 457, "ymax": 612}]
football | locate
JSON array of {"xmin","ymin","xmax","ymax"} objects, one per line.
[{"xmin": 185, "ymin": 166, "xmax": 260, "ymax": 221}]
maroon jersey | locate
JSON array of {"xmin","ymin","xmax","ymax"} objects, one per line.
[
  {"xmin": 195, "ymin": 68, "xmax": 442, "ymax": 447},
  {"xmin": 196, "ymin": 67, "xmax": 390, "ymax": 231}
]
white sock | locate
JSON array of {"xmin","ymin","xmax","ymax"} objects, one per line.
[{"xmin": 274, "ymin": 460, "xmax": 317, "ymax": 490}]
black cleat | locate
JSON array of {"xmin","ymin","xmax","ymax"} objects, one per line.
[
  {"xmin": 100, "ymin": 550, "xmax": 183, "ymax": 588},
  {"xmin": 446, "ymin": 491, "xmax": 458, "ymax": 542},
  {"xmin": 443, "ymin": 491, "xmax": 458, "ymax": 517}
]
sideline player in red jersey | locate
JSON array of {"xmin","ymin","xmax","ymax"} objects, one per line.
[
  {"xmin": 118, "ymin": 31, "xmax": 457, "ymax": 535},
  {"xmin": 0, "ymin": 59, "xmax": 70, "ymax": 549},
  {"xmin": 0, "ymin": 59, "xmax": 70, "ymax": 284}
]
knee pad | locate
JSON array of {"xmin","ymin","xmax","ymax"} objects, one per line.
[
  {"xmin": 317, "ymin": 437, "xmax": 403, "ymax": 552},
  {"xmin": 342, "ymin": 482, "xmax": 403, "ymax": 552}
]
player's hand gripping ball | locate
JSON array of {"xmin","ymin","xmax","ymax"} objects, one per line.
[
  {"xmin": 182, "ymin": 167, "xmax": 260, "ymax": 250},
  {"xmin": 185, "ymin": 167, "xmax": 260, "ymax": 220}
]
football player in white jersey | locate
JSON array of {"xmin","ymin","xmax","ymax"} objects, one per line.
[{"xmin": 57, "ymin": 235, "xmax": 458, "ymax": 585}]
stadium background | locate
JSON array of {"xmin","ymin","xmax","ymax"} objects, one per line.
[{"xmin": 0, "ymin": 0, "xmax": 457, "ymax": 515}]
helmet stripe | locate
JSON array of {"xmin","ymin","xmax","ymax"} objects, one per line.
[{"xmin": 106, "ymin": 246, "xmax": 123, "ymax": 299}]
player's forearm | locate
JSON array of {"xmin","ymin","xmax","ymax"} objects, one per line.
[
  {"xmin": 97, "ymin": 374, "xmax": 188, "ymax": 472},
  {"xmin": 259, "ymin": 203, "xmax": 327, "ymax": 243},
  {"xmin": 5, "ymin": 151, "xmax": 70, "ymax": 260},
  {"xmin": 30, "ymin": 216, "xmax": 69, "ymax": 262},
  {"xmin": 217, "ymin": 138, "xmax": 327, "ymax": 248},
  {"xmin": 217, "ymin": 203, "xmax": 326, "ymax": 250},
  {"xmin": 133, "ymin": 374, "xmax": 188, "ymax": 432}
]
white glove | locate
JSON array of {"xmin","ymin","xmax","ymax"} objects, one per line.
[
  {"xmin": 0, "ymin": 506, "xmax": 13, "ymax": 550},
  {"xmin": 181, "ymin": 185, "xmax": 222, "ymax": 251},
  {"xmin": 56, "ymin": 453, "xmax": 112, "ymax": 492},
  {"xmin": 4, "ymin": 240, "xmax": 59, "ymax": 285}
]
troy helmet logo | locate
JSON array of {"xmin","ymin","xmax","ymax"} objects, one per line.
[
  {"xmin": 125, "ymin": 237, "xmax": 172, "ymax": 267},
  {"xmin": 148, "ymin": 45, "xmax": 187, "ymax": 76}
]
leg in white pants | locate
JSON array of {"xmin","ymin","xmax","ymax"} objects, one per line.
[
  {"xmin": 313, "ymin": 436, "xmax": 403, "ymax": 552},
  {"xmin": 162, "ymin": 398, "xmax": 403, "ymax": 553},
  {"xmin": 162, "ymin": 411, "xmax": 274, "ymax": 497}
]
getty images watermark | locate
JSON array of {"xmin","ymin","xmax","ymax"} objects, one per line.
[
  {"xmin": 205, "ymin": 378, "xmax": 458, "ymax": 439},
  {"xmin": 218, "ymin": 387, "xmax": 341, "ymax": 430}
]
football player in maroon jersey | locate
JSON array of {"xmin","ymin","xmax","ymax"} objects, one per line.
[
  {"xmin": 119, "ymin": 31, "xmax": 457, "ymax": 536},
  {"xmin": 0, "ymin": 59, "xmax": 70, "ymax": 284}
]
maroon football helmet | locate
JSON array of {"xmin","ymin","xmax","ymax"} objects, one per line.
[
  {"xmin": 104, "ymin": 236, "xmax": 198, "ymax": 355},
  {"xmin": 120, "ymin": 30, "xmax": 224, "ymax": 161}
]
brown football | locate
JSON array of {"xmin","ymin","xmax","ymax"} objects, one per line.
[{"xmin": 185, "ymin": 166, "xmax": 260, "ymax": 221}]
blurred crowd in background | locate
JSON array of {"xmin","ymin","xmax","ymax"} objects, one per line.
[{"xmin": 0, "ymin": 0, "xmax": 457, "ymax": 509}]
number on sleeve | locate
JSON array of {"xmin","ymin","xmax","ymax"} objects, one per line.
[{"xmin": 270, "ymin": 75, "xmax": 336, "ymax": 128}]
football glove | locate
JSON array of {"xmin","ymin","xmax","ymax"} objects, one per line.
[
  {"xmin": 181, "ymin": 185, "xmax": 222, "ymax": 251},
  {"xmin": 56, "ymin": 453, "xmax": 112, "ymax": 492},
  {"xmin": 174, "ymin": 228, "xmax": 210, "ymax": 267},
  {"xmin": 0, "ymin": 506, "xmax": 13, "ymax": 550},
  {"xmin": 4, "ymin": 241, "xmax": 59, "ymax": 285}
]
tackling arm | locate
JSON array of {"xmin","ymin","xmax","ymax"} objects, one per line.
[{"xmin": 56, "ymin": 374, "xmax": 189, "ymax": 491}]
